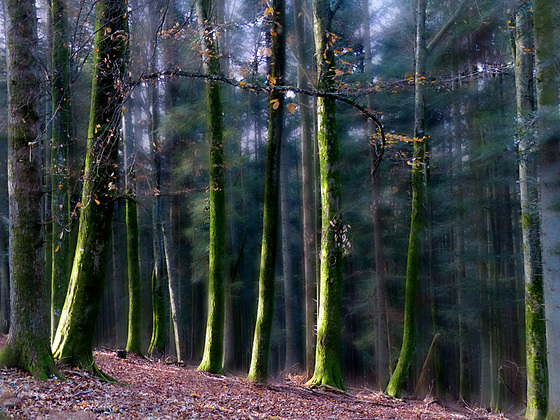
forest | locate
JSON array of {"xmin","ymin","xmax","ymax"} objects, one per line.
[{"xmin": 0, "ymin": 0, "xmax": 558, "ymax": 418}]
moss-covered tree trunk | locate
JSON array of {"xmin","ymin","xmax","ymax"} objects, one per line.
[
  {"xmin": 247, "ymin": 0, "xmax": 286, "ymax": 383},
  {"xmin": 50, "ymin": 0, "xmax": 73, "ymax": 341},
  {"xmin": 307, "ymin": 0, "xmax": 345, "ymax": 391},
  {"xmin": 0, "ymin": 0, "xmax": 59, "ymax": 379},
  {"xmin": 124, "ymin": 97, "xmax": 143, "ymax": 356},
  {"xmin": 533, "ymin": 0, "xmax": 557, "ymax": 418},
  {"xmin": 51, "ymin": 0, "xmax": 128, "ymax": 374},
  {"xmin": 197, "ymin": 0, "xmax": 227, "ymax": 374},
  {"xmin": 514, "ymin": 4, "xmax": 548, "ymax": 419},
  {"xmin": 385, "ymin": 0, "xmax": 426, "ymax": 398},
  {"xmin": 385, "ymin": 0, "xmax": 468, "ymax": 398}
]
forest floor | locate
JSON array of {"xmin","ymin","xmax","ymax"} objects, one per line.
[{"xmin": 0, "ymin": 336, "xmax": 517, "ymax": 419}]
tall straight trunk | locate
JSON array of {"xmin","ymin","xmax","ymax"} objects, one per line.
[
  {"xmin": 0, "ymin": 152, "xmax": 9, "ymax": 334},
  {"xmin": 362, "ymin": 0, "xmax": 389, "ymax": 389},
  {"xmin": 0, "ymin": 0, "xmax": 59, "ymax": 379},
  {"xmin": 515, "ymin": 4, "xmax": 547, "ymax": 418},
  {"xmin": 52, "ymin": 0, "xmax": 128, "ymax": 375},
  {"xmin": 385, "ymin": 0, "xmax": 468, "ymax": 398},
  {"xmin": 124, "ymin": 98, "xmax": 143, "ymax": 355},
  {"xmin": 281, "ymin": 137, "xmax": 297, "ymax": 370},
  {"xmin": 386, "ymin": 0, "xmax": 426, "ymax": 398},
  {"xmin": 50, "ymin": 0, "xmax": 72, "ymax": 340},
  {"xmin": 111, "ymin": 199, "xmax": 125, "ymax": 347},
  {"xmin": 534, "ymin": 0, "xmax": 557, "ymax": 418},
  {"xmin": 478, "ymin": 182, "xmax": 491, "ymax": 408},
  {"xmin": 247, "ymin": 0, "xmax": 286, "ymax": 383},
  {"xmin": 197, "ymin": 0, "xmax": 227, "ymax": 374},
  {"xmin": 308, "ymin": 0, "xmax": 345, "ymax": 391},
  {"xmin": 293, "ymin": 0, "xmax": 316, "ymax": 379},
  {"xmin": 147, "ymin": 19, "xmax": 167, "ymax": 355},
  {"xmin": 457, "ymin": 227, "xmax": 470, "ymax": 401}
]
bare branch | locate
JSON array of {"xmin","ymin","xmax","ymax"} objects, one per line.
[{"xmin": 130, "ymin": 70, "xmax": 386, "ymax": 170}]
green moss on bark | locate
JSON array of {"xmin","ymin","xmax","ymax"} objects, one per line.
[
  {"xmin": 0, "ymin": 0, "xmax": 60, "ymax": 380},
  {"xmin": 197, "ymin": 0, "xmax": 226, "ymax": 375},
  {"xmin": 51, "ymin": 0, "xmax": 128, "ymax": 376},
  {"xmin": 50, "ymin": 0, "xmax": 72, "ymax": 340},
  {"xmin": 247, "ymin": 0, "xmax": 286, "ymax": 383},
  {"xmin": 307, "ymin": 0, "xmax": 345, "ymax": 390}
]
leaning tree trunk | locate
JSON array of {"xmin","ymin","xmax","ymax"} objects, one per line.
[
  {"xmin": 50, "ymin": 0, "xmax": 73, "ymax": 340},
  {"xmin": 52, "ymin": 0, "xmax": 128, "ymax": 376},
  {"xmin": 0, "ymin": 0, "xmax": 60, "ymax": 379},
  {"xmin": 308, "ymin": 0, "xmax": 345, "ymax": 391},
  {"xmin": 163, "ymin": 221, "xmax": 182, "ymax": 362},
  {"xmin": 514, "ymin": 4, "xmax": 547, "ymax": 419},
  {"xmin": 247, "ymin": 0, "xmax": 286, "ymax": 383},
  {"xmin": 534, "ymin": 0, "xmax": 557, "ymax": 418},
  {"xmin": 197, "ymin": 0, "xmax": 227, "ymax": 375}
]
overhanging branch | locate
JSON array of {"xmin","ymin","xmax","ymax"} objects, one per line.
[{"xmin": 130, "ymin": 69, "xmax": 386, "ymax": 171}]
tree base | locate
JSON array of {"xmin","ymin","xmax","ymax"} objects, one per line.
[{"xmin": 0, "ymin": 339, "xmax": 61, "ymax": 380}]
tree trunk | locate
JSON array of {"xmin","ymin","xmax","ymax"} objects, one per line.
[
  {"xmin": 0, "ymin": 154, "xmax": 9, "ymax": 334},
  {"xmin": 293, "ymin": 0, "xmax": 316, "ymax": 380},
  {"xmin": 124, "ymin": 98, "xmax": 143, "ymax": 355},
  {"xmin": 308, "ymin": 0, "xmax": 345, "ymax": 391},
  {"xmin": 514, "ymin": 4, "xmax": 548, "ymax": 418},
  {"xmin": 197, "ymin": 0, "xmax": 227, "ymax": 374},
  {"xmin": 50, "ymin": 0, "xmax": 73, "ymax": 341},
  {"xmin": 163, "ymin": 221, "xmax": 182, "ymax": 361},
  {"xmin": 52, "ymin": 0, "xmax": 128, "ymax": 375},
  {"xmin": 534, "ymin": 0, "xmax": 557, "ymax": 417},
  {"xmin": 362, "ymin": 0, "xmax": 390, "ymax": 390},
  {"xmin": 281, "ymin": 128, "xmax": 298, "ymax": 371},
  {"xmin": 247, "ymin": 0, "xmax": 286, "ymax": 382},
  {"xmin": 0, "ymin": 0, "xmax": 59, "ymax": 378},
  {"xmin": 386, "ymin": 0, "xmax": 427, "ymax": 398},
  {"xmin": 147, "ymin": 15, "xmax": 167, "ymax": 355}
]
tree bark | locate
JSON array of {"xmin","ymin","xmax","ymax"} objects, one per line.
[
  {"xmin": 0, "ymin": 0, "xmax": 59, "ymax": 378},
  {"xmin": 52, "ymin": 0, "xmax": 128, "ymax": 376},
  {"xmin": 386, "ymin": 0, "xmax": 427, "ymax": 398},
  {"xmin": 515, "ymin": 4, "xmax": 547, "ymax": 418},
  {"xmin": 163, "ymin": 221, "xmax": 182, "ymax": 361},
  {"xmin": 197, "ymin": 0, "xmax": 227, "ymax": 374},
  {"xmin": 50, "ymin": 0, "xmax": 73, "ymax": 341},
  {"xmin": 124, "ymin": 97, "xmax": 143, "ymax": 356},
  {"xmin": 281, "ymin": 134, "xmax": 298, "ymax": 371},
  {"xmin": 147, "ymin": 9, "xmax": 167, "ymax": 355},
  {"xmin": 247, "ymin": 0, "xmax": 286, "ymax": 382},
  {"xmin": 293, "ymin": 0, "xmax": 317, "ymax": 380},
  {"xmin": 361, "ymin": 0, "xmax": 390, "ymax": 390},
  {"xmin": 308, "ymin": 0, "xmax": 345, "ymax": 391},
  {"xmin": 534, "ymin": 0, "xmax": 557, "ymax": 418}
]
